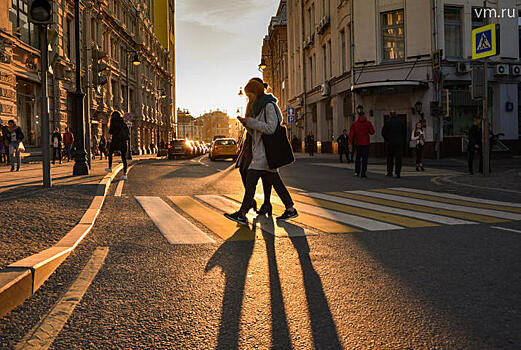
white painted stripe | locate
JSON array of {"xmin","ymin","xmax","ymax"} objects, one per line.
[
  {"xmin": 136, "ymin": 196, "xmax": 215, "ymax": 244},
  {"xmin": 349, "ymin": 190, "xmax": 521, "ymax": 221},
  {"xmin": 491, "ymin": 226, "xmax": 521, "ymax": 234},
  {"xmin": 114, "ymin": 179, "xmax": 125, "ymax": 197},
  {"xmin": 305, "ymin": 192, "xmax": 475, "ymax": 225},
  {"xmin": 196, "ymin": 195, "xmax": 314, "ymax": 237},
  {"xmin": 15, "ymin": 247, "xmax": 109, "ymax": 350},
  {"xmin": 254, "ymin": 194, "xmax": 403, "ymax": 231},
  {"xmin": 391, "ymin": 187, "xmax": 521, "ymax": 208}
]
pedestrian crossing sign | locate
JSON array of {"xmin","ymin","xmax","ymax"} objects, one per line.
[{"xmin": 472, "ymin": 24, "xmax": 498, "ymax": 59}]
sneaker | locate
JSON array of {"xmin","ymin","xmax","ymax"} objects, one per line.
[
  {"xmin": 354, "ymin": 172, "xmax": 360, "ymax": 177},
  {"xmin": 10, "ymin": 167, "xmax": 14, "ymax": 172},
  {"xmin": 277, "ymin": 209, "xmax": 298, "ymax": 221},
  {"xmin": 224, "ymin": 211, "xmax": 248, "ymax": 226},
  {"xmin": 396, "ymin": 174, "xmax": 401, "ymax": 178},
  {"xmin": 122, "ymin": 174, "xmax": 127, "ymax": 180},
  {"xmin": 361, "ymin": 174, "xmax": 367, "ymax": 178},
  {"xmin": 105, "ymin": 167, "xmax": 112, "ymax": 173},
  {"xmin": 386, "ymin": 172, "xmax": 393, "ymax": 177}
]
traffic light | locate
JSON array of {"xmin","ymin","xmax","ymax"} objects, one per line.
[
  {"xmin": 29, "ymin": 0, "xmax": 53, "ymax": 24},
  {"xmin": 92, "ymin": 46, "xmax": 108, "ymax": 94}
]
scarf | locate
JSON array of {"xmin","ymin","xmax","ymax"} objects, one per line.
[{"xmin": 251, "ymin": 94, "xmax": 277, "ymax": 117}]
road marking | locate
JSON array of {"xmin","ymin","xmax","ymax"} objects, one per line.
[
  {"xmin": 114, "ymin": 165, "xmax": 133, "ymax": 197},
  {"xmin": 304, "ymin": 192, "xmax": 474, "ymax": 226},
  {"xmin": 438, "ymin": 175, "xmax": 521, "ymax": 195},
  {"xmin": 136, "ymin": 196, "xmax": 215, "ymax": 244},
  {"xmin": 491, "ymin": 226, "xmax": 521, "ymax": 234},
  {"xmin": 226, "ymin": 194, "xmax": 360, "ymax": 234},
  {"xmin": 352, "ymin": 190, "xmax": 521, "ymax": 221},
  {"xmin": 329, "ymin": 191, "xmax": 505, "ymax": 223},
  {"xmin": 430, "ymin": 176, "xmax": 443, "ymax": 186},
  {"xmin": 196, "ymin": 195, "xmax": 315, "ymax": 237},
  {"xmin": 15, "ymin": 247, "xmax": 109, "ymax": 350},
  {"xmin": 378, "ymin": 188, "xmax": 521, "ymax": 214},
  {"xmin": 291, "ymin": 193, "xmax": 436, "ymax": 228},
  {"xmin": 392, "ymin": 187, "xmax": 521, "ymax": 208},
  {"xmin": 169, "ymin": 196, "xmax": 257, "ymax": 241}
]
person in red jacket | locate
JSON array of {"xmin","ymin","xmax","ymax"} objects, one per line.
[
  {"xmin": 63, "ymin": 128, "xmax": 74, "ymax": 162},
  {"xmin": 348, "ymin": 105, "xmax": 375, "ymax": 178}
]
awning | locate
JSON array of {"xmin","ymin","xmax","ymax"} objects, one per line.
[{"xmin": 351, "ymin": 80, "xmax": 429, "ymax": 92}]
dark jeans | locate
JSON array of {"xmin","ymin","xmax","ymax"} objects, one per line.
[
  {"xmin": 415, "ymin": 144, "xmax": 424, "ymax": 165},
  {"xmin": 354, "ymin": 145, "xmax": 369, "ymax": 176},
  {"xmin": 52, "ymin": 147, "xmax": 62, "ymax": 164},
  {"xmin": 468, "ymin": 146, "xmax": 483, "ymax": 173},
  {"xmin": 240, "ymin": 170, "xmax": 275, "ymax": 213},
  {"xmin": 108, "ymin": 142, "xmax": 128, "ymax": 174},
  {"xmin": 64, "ymin": 144, "xmax": 73, "ymax": 161},
  {"xmin": 339, "ymin": 146, "xmax": 349, "ymax": 162},
  {"xmin": 386, "ymin": 143, "xmax": 403, "ymax": 175}
]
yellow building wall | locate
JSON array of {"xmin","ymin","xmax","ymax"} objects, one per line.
[{"xmin": 154, "ymin": 0, "xmax": 169, "ymax": 49}]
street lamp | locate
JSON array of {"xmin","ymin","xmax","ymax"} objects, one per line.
[
  {"xmin": 125, "ymin": 49, "xmax": 140, "ymax": 159},
  {"xmin": 238, "ymin": 87, "xmax": 243, "ymax": 97},
  {"xmin": 258, "ymin": 57, "xmax": 267, "ymax": 71}
]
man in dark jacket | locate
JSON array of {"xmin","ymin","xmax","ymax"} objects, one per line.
[
  {"xmin": 468, "ymin": 117, "xmax": 483, "ymax": 174},
  {"xmin": 7, "ymin": 119, "xmax": 24, "ymax": 171},
  {"xmin": 51, "ymin": 127, "xmax": 62, "ymax": 164},
  {"xmin": 382, "ymin": 112, "xmax": 406, "ymax": 178},
  {"xmin": 106, "ymin": 111, "xmax": 130, "ymax": 179},
  {"xmin": 337, "ymin": 129, "xmax": 349, "ymax": 163},
  {"xmin": 348, "ymin": 106, "xmax": 375, "ymax": 177}
]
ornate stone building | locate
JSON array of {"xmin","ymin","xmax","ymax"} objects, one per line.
[{"xmin": 0, "ymin": 0, "xmax": 176, "ymax": 154}]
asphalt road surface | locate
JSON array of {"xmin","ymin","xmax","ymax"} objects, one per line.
[{"xmin": 2, "ymin": 155, "xmax": 521, "ymax": 349}]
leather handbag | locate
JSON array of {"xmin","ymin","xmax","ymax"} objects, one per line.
[{"xmin": 262, "ymin": 103, "xmax": 295, "ymax": 169}]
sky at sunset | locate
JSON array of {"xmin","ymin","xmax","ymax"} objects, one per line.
[{"xmin": 175, "ymin": 0, "xmax": 280, "ymax": 118}]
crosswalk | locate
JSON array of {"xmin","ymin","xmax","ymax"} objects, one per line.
[{"xmin": 135, "ymin": 187, "xmax": 521, "ymax": 244}]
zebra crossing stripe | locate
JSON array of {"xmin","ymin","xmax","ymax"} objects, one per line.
[
  {"xmin": 305, "ymin": 192, "xmax": 474, "ymax": 225},
  {"xmin": 169, "ymin": 196, "xmax": 257, "ymax": 241},
  {"xmin": 380, "ymin": 189, "xmax": 521, "ymax": 214},
  {"xmin": 351, "ymin": 190, "xmax": 521, "ymax": 221},
  {"xmin": 196, "ymin": 195, "xmax": 315, "ymax": 237},
  {"xmin": 391, "ymin": 187, "xmax": 521, "ymax": 209},
  {"xmin": 329, "ymin": 191, "xmax": 506, "ymax": 224},
  {"xmin": 290, "ymin": 193, "xmax": 436, "ymax": 228},
  {"xmin": 225, "ymin": 194, "xmax": 360, "ymax": 234},
  {"xmin": 135, "ymin": 196, "xmax": 215, "ymax": 244}
]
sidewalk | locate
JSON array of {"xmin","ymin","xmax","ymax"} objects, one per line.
[{"xmin": 0, "ymin": 155, "xmax": 155, "ymax": 269}]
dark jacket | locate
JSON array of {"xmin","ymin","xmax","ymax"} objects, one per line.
[
  {"xmin": 63, "ymin": 132, "xmax": 74, "ymax": 145},
  {"xmin": 99, "ymin": 136, "xmax": 107, "ymax": 150},
  {"xmin": 468, "ymin": 124, "xmax": 482, "ymax": 149},
  {"xmin": 235, "ymin": 131, "xmax": 252, "ymax": 170},
  {"xmin": 348, "ymin": 115, "xmax": 375, "ymax": 146},
  {"xmin": 7, "ymin": 126, "xmax": 24, "ymax": 143},
  {"xmin": 382, "ymin": 116, "xmax": 406, "ymax": 145},
  {"xmin": 51, "ymin": 132, "xmax": 62, "ymax": 148},
  {"xmin": 109, "ymin": 116, "xmax": 130, "ymax": 150},
  {"xmin": 337, "ymin": 134, "xmax": 349, "ymax": 148}
]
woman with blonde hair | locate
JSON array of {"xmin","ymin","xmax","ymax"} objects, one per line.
[{"xmin": 225, "ymin": 78, "xmax": 297, "ymax": 225}]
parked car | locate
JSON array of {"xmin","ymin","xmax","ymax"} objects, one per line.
[
  {"xmin": 168, "ymin": 139, "xmax": 195, "ymax": 159},
  {"xmin": 194, "ymin": 141, "xmax": 204, "ymax": 155},
  {"xmin": 209, "ymin": 138, "xmax": 238, "ymax": 161}
]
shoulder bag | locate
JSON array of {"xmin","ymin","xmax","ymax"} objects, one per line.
[{"xmin": 261, "ymin": 103, "xmax": 295, "ymax": 169}]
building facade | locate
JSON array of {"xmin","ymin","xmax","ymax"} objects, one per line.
[
  {"xmin": 281, "ymin": 0, "xmax": 521, "ymax": 157},
  {"xmin": 0, "ymin": 0, "xmax": 176, "ymax": 154}
]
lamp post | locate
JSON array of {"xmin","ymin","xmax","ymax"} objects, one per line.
[
  {"xmin": 72, "ymin": 0, "xmax": 88, "ymax": 175},
  {"xmin": 125, "ymin": 50, "xmax": 140, "ymax": 159},
  {"xmin": 156, "ymin": 88, "xmax": 166, "ymax": 154}
]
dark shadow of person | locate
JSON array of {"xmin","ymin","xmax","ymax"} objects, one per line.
[
  {"xmin": 278, "ymin": 220, "xmax": 343, "ymax": 349},
  {"xmin": 256, "ymin": 217, "xmax": 293, "ymax": 350},
  {"xmin": 205, "ymin": 228, "xmax": 255, "ymax": 350}
]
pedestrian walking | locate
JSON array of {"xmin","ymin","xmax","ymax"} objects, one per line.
[
  {"xmin": 305, "ymin": 131, "xmax": 315, "ymax": 156},
  {"xmin": 51, "ymin": 127, "xmax": 62, "ymax": 165},
  {"xmin": 98, "ymin": 135, "xmax": 107, "ymax": 160},
  {"xmin": 0, "ymin": 120, "xmax": 9, "ymax": 165},
  {"xmin": 348, "ymin": 105, "xmax": 375, "ymax": 178},
  {"xmin": 225, "ymin": 77, "xmax": 298, "ymax": 225},
  {"xmin": 106, "ymin": 111, "xmax": 130, "ymax": 179},
  {"xmin": 410, "ymin": 121, "xmax": 425, "ymax": 171},
  {"xmin": 63, "ymin": 127, "xmax": 74, "ymax": 162},
  {"xmin": 7, "ymin": 119, "xmax": 24, "ymax": 172},
  {"xmin": 91, "ymin": 134, "xmax": 98, "ymax": 159},
  {"xmin": 468, "ymin": 117, "xmax": 483, "ymax": 175},
  {"xmin": 291, "ymin": 135, "xmax": 300, "ymax": 153},
  {"xmin": 337, "ymin": 129, "xmax": 349, "ymax": 163},
  {"xmin": 382, "ymin": 112, "xmax": 406, "ymax": 178}
]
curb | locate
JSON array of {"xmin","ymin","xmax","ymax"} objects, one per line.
[{"xmin": 0, "ymin": 162, "xmax": 128, "ymax": 319}]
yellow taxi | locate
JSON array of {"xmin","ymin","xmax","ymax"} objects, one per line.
[{"xmin": 209, "ymin": 138, "xmax": 238, "ymax": 161}]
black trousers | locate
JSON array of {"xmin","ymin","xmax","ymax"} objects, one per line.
[
  {"xmin": 468, "ymin": 146, "xmax": 483, "ymax": 173},
  {"xmin": 240, "ymin": 170, "xmax": 274, "ymax": 213},
  {"xmin": 240, "ymin": 167, "xmax": 294, "ymax": 210},
  {"xmin": 354, "ymin": 145, "xmax": 369, "ymax": 176},
  {"xmin": 415, "ymin": 144, "xmax": 424, "ymax": 165},
  {"xmin": 52, "ymin": 147, "xmax": 62, "ymax": 164},
  {"xmin": 386, "ymin": 143, "xmax": 403, "ymax": 175},
  {"xmin": 108, "ymin": 142, "xmax": 128, "ymax": 174},
  {"xmin": 339, "ymin": 146, "xmax": 349, "ymax": 162}
]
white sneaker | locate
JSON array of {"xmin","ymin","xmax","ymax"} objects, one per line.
[
  {"xmin": 105, "ymin": 167, "xmax": 112, "ymax": 173},
  {"xmin": 122, "ymin": 174, "xmax": 127, "ymax": 180}
]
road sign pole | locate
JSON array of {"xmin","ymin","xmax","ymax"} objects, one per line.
[
  {"xmin": 482, "ymin": 59, "xmax": 489, "ymax": 176},
  {"xmin": 39, "ymin": 25, "xmax": 51, "ymax": 188}
]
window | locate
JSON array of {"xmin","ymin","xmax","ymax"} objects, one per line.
[
  {"xmin": 10, "ymin": 0, "xmax": 39, "ymax": 48},
  {"xmin": 308, "ymin": 8, "xmax": 312, "ymax": 36},
  {"xmin": 444, "ymin": 6, "xmax": 462, "ymax": 58},
  {"xmin": 340, "ymin": 30, "xmax": 346, "ymax": 72},
  {"xmin": 323, "ymin": 45, "xmax": 327, "ymax": 81},
  {"xmin": 309, "ymin": 56, "xmax": 313, "ymax": 88},
  {"xmin": 90, "ymin": 18, "xmax": 96, "ymax": 42},
  {"xmin": 328, "ymin": 40, "xmax": 332, "ymax": 78},
  {"xmin": 65, "ymin": 18, "xmax": 72, "ymax": 59},
  {"xmin": 381, "ymin": 10, "xmax": 405, "ymax": 61}
]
